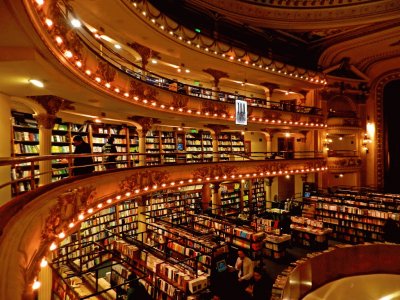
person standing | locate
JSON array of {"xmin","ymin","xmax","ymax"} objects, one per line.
[
  {"xmin": 102, "ymin": 136, "xmax": 118, "ymax": 170},
  {"xmin": 72, "ymin": 135, "xmax": 94, "ymax": 176},
  {"xmin": 245, "ymin": 267, "xmax": 271, "ymax": 300},
  {"xmin": 235, "ymin": 250, "xmax": 254, "ymax": 290}
]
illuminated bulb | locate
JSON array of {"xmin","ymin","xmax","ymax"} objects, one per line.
[
  {"xmin": 68, "ymin": 222, "xmax": 74, "ymax": 228},
  {"xmin": 58, "ymin": 232, "xmax": 65, "ymax": 239},
  {"xmin": 64, "ymin": 50, "xmax": 73, "ymax": 58},
  {"xmin": 114, "ymin": 88, "xmax": 120, "ymax": 93},
  {"xmin": 88, "ymin": 208, "xmax": 93, "ymax": 213},
  {"xmin": 107, "ymin": 199, "xmax": 112, "ymax": 203},
  {"xmin": 187, "ymin": 109, "xmax": 192, "ymax": 113},
  {"xmin": 151, "ymin": 19, "xmax": 155, "ymax": 23},
  {"xmin": 206, "ymin": 177, "xmax": 210, "ymax": 181},
  {"xmin": 229, "ymin": 56, "xmax": 234, "ymax": 60},
  {"xmin": 170, "ymin": 182, "xmax": 175, "ymax": 186},
  {"xmin": 135, "ymin": 189, "xmax": 140, "ymax": 193},
  {"xmin": 32, "ymin": 280, "xmax": 41, "ymax": 290},
  {"xmin": 162, "ymin": 183, "xmax": 166, "ymax": 187},
  {"xmin": 285, "ymin": 175, "xmax": 290, "ymax": 179},
  {"xmin": 153, "ymin": 185, "xmax": 158, "ymax": 189},
  {"xmin": 45, "ymin": 19, "xmax": 53, "ymax": 27},
  {"xmin": 35, "ymin": 0, "xmax": 44, "ymax": 5},
  {"xmin": 160, "ymin": 104, "xmax": 165, "ymax": 108},
  {"xmin": 151, "ymin": 102, "xmax": 156, "ymax": 106},
  {"xmin": 124, "ymin": 92, "xmax": 129, "ymax": 97},
  {"xmin": 185, "ymin": 69, "xmax": 190, "ymax": 73},
  {"xmin": 134, "ymin": 96, "xmax": 139, "ymax": 100},
  {"xmin": 55, "ymin": 36, "xmax": 63, "ymax": 44},
  {"xmin": 114, "ymin": 44, "xmax": 121, "ymax": 49},
  {"xmin": 40, "ymin": 258, "xmax": 48, "ymax": 268},
  {"xmin": 143, "ymin": 99, "xmax": 148, "ymax": 104},
  {"xmin": 29, "ymin": 79, "xmax": 44, "ymax": 88},
  {"xmin": 188, "ymin": 179, "xmax": 193, "ymax": 183},
  {"xmin": 151, "ymin": 59, "xmax": 157, "ymax": 64},
  {"xmin": 78, "ymin": 214, "xmax": 84, "ymax": 220},
  {"xmin": 97, "ymin": 203, "xmax": 103, "ymax": 209},
  {"xmin": 197, "ymin": 178, "xmax": 202, "ymax": 182},
  {"xmin": 144, "ymin": 186, "xmax": 149, "ymax": 191},
  {"xmin": 105, "ymin": 83, "xmax": 111, "ymax": 88},
  {"xmin": 85, "ymin": 70, "xmax": 91, "ymax": 75},
  {"xmin": 95, "ymin": 77, "xmax": 101, "ymax": 83},
  {"xmin": 142, "ymin": 11, "xmax": 146, "ymax": 16},
  {"xmin": 50, "ymin": 242, "xmax": 57, "ymax": 251},
  {"xmin": 76, "ymin": 61, "xmax": 82, "ymax": 68},
  {"xmin": 70, "ymin": 19, "xmax": 81, "ymax": 28},
  {"xmin": 160, "ymin": 25, "xmax": 164, "ymax": 30}
]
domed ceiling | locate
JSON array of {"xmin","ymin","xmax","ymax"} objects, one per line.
[{"xmin": 149, "ymin": 0, "xmax": 400, "ymax": 70}]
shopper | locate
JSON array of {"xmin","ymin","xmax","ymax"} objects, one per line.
[
  {"xmin": 102, "ymin": 136, "xmax": 118, "ymax": 170},
  {"xmin": 245, "ymin": 267, "xmax": 270, "ymax": 300},
  {"xmin": 72, "ymin": 135, "xmax": 94, "ymax": 176},
  {"xmin": 383, "ymin": 216, "xmax": 400, "ymax": 243},
  {"xmin": 235, "ymin": 250, "xmax": 254, "ymax": 290},
  {"xmin": 126, "ymin": 272, "xmax": 151, "ymax": 300}
]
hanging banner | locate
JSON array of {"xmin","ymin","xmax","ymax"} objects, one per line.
[{"xmin": 235, "ymin": 99, "xmax": 247, "ymax": 125}]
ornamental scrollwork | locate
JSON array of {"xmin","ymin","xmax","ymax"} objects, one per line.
[
  {"xmin": 193, "ymin": 165, "xmax": 238, "ymax": 179},
  {"xmin": 119, "ymin": 170, "xmax": 169, "ymax": 192}
]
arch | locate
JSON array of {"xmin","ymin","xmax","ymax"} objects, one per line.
[
  {"xmin": 372, "ymin": 70, "xmax": 400, "ymax": 190},
  {"xmin": 327, "ymin": 94, "xmax": 357, "ymax": 118}
]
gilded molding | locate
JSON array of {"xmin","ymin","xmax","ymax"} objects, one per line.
[
  {"xmin": 192, "ymin": 165, "xmax": 238, "ymax": 179},
  {"xmin": 96, "ymin": 60, "xmax": 117, "ymax": 83},
  {"xmin": 119, "ymin": 170, "xmax": 169, "ymax": 192}
]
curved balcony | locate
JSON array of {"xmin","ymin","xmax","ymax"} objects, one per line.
[
  {"xmin": 0, "ymin": 151, "xmax": 326, "ymax": 299},
  {"xmin": 274, "ymin": 243, "xmax": 400, "ymax": 299},
  {"xmin": 326, "ymin": 151, "xmax": 362, "ymax": 172},
  {"xmin": 20, "ymin": 0, "xmax": 325, "ymax": 129}
]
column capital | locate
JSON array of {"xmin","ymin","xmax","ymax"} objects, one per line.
[
  {"xmin": 203, "ymin": 68, "xmax": 229, "ymax": 87},
  {"xmin": 35, "ymin": 113, "xmax": 56, "ymax": 130}
]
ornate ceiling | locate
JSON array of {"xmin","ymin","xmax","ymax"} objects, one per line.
[{"xmin": 149, "ymin": 0, "xmax": 400, "ymax": 70}]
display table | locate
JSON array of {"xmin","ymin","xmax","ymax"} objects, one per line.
[
  {"xmin": 290, "ymin": 224, "xmax": 332, "ymax": 250},
  {"xmin": 263, "ymin": 233, "xmax": 291, "ymax": 259}
]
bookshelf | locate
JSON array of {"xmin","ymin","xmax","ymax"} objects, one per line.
[
  {"xmin": 145, "ymin": 130, "xmax": 161, "ymax": 166},
  {"xmin": 220, "ymin": 182, "xmax": 241, "ymax": 216},
  {"xmin": 185, "ymin": 130, "xmax": 213, "ymax": 163},
  {"xmin": 161, "ymin": 130, "xmax": 177, "ymax": 164},
  {"xmin": 217, "ymin": 132, "xmax": 244, "ymax": 161},
  {"xmin": 251, "ymin": 179, "xmax": 267, "ymax": 215},
  {"xmin": 11, "ymin": 111, "xmax": 40, "ymax": 195},
  {"xmin": 303, "ymin": 191, "xmax": 400, "ymax": 243}
]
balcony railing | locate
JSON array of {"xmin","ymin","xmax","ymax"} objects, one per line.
[{"xmin": 1, "ymin": 150, "xmax": 324, "ymax": 197}]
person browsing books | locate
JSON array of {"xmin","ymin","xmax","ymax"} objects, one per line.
[
  {"xmin": 235, "ymin": 249, "xmax": 254, "ymax": 289},
  {"xmin": 101, "ymin": 136, "xmax": 118, "ymax": 170},
  {"xmin": 72, "ymin": 135, "xmax": 94, "ymax": 176}
]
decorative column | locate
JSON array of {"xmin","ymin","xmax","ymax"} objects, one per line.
[
  {"xmin": 35, "ymin": 114, "xmax": 56, "ymax": 187},
  {"xmin": 30, "ymin": 96, "xmax": 73, "ymax": 187},
  {"xmin": 127, "ymin": 42, "xmax": 160, "ymax": 78},
  {"xmin": 211, "ymin": 183, "xmax": 221, "ymax": 215},
  {"xmin": 137, "ymin": 196, "xmax": 148, "ymax": 242},
  {"xmin": 0, "ymin": 93, "xmax": 11, "ymax": 204},
  {"xmin": 201, "ymin": 183, "xmax": 211, "ymax": 212},
  {"xmin": 265, "ymin": 177, "xmax": 274, "ymax": 208},
  {"xmin": 205, "ymin": 124, "xmax": 229, "ymax": 162},
  {"xmin": 203, "ymin": 68, "xmax": 229, "ymax": 100},
  {"xmin": 260, "ymin": 82, "xmax": 279, "ymax": 107},
  {"xmin": 128, "ymin": 116, "xmax": 160, "ymax": 167},
  {"xmin": 137, "ymin": 130, "xmax": 146, "ymax": 167}
]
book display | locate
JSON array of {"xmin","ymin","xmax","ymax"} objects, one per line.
[
  {"xmin": 161, "ymin": 130, "xmax": 177, "ymax": 164},
  {"xmin": 251, "ymin": 217, "xmax": 291, "ymax": 259},
  {"xmin": 303, "ymin": 190, "xmax": 400, "ymax": 243},
  {"xmin": 290, "ymin": 216, "xmax": 332, "ymax": 250}
]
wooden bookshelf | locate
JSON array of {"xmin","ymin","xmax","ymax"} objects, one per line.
[{"xmin": 145, "ymin": 130, "xmax": 161, "ymax": 166}]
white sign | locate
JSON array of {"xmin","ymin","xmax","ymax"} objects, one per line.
[{"xmin": 235, "ymin": 99, "xmax": 247, "ymax": 125}]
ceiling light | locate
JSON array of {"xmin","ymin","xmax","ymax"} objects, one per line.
[
  {"xmin": 185, "ymin": 69, "xmax": 190, "ymax": 73},
  {"xmin": 151, "ymin": 59, "xmax": 157, "ymax": 64},
  {"xmin": 29, "ymin": 79, "xmax": 44, "ymax": 88},
  {"xmin": 114, "ymin": 44, "xmax": 121, "ymax": 49},
  {"xmin": 70, "ymin": 19, "xmax": 81, "ymax": 28},
  {"xmin": 35, "ymin": 0, "xmax": 44, "ymax": 5},
  {"xmin": 177, "ymin": 68, "xmax": 181, "ymax": 73}
]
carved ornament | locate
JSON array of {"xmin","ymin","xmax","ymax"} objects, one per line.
[
  {"xmin": 193, "ymin": 165, "xmax": 238, "ymax": 179},
  {"xmin": 128, "ymin": 116, "xmax": 160, "ymax": 135},
  {"xmin": 201, "ymin": 100, "xmax": 228, "ymax": 115},
  {"xmin": 30, "ymin": 95, "xmax": 75, "ymax": 115},
  {"xmin": 35, "ymin": 113, "xmax": 57, "ymax": 130},
  {"xmin": 127, "ymin": 42, "xmax": 160, "ymax": 69},
  {"xmin": 202, "ymin": 68, "xmax": 229, "ymax": 86},
  {"xmin": 260, "ymin": 82, "xmax": 279, "ymax": 96},
  {"xmin": 119, "ymin": 170, "xmax": 169, "ymax": 192},
  {"xmin": 263, "ymin": 110, "xmax": 281, "ymax": 120},
  {"xmin": 41, "ymin": 186, "xmax": 96, "ymax": 242},
  {"xmin": 171, "ymin": 94, "xmax": 189, "ymax": 109},
  {"xmin": 256, "ymin": 162, "xmax": 289, "ymax": 174},
  {"xmin": 96, "ymin": 60, "xmax": 117, "ymax": 83},
  {"xmin": 129, "ymin": 80, "xmax": 159, "ymax": 101}
]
